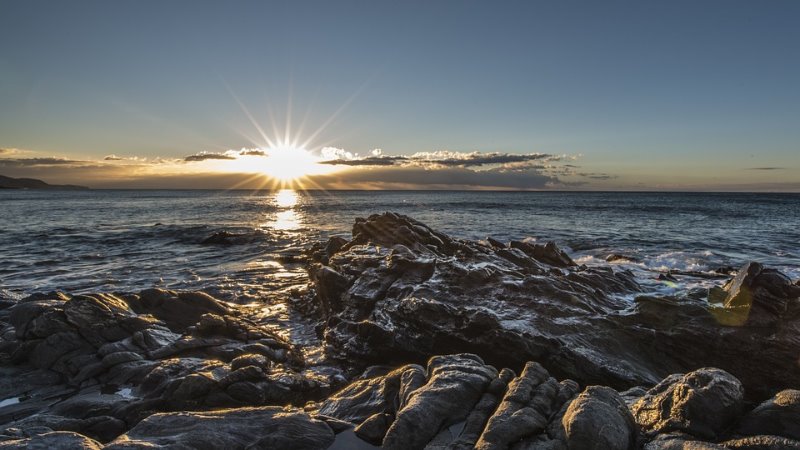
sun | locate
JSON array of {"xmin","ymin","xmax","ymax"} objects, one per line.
[
  {"xmin": 220, "ymin": 145, "xmax": 335, "ymax": 186},
  {"xmin": 258, "ymin": 145, "xmax": 323, "ymax": 181}
]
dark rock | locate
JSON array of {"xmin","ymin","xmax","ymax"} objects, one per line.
[
  {"xmin": 354, "ymin": 412, "xmax": 393, "ymax": 445},
  {"xmin": 104, "ymin": 406, "xmax": 335, "ymax": 449},
  {"xmin": 713, "ymin": 261, "xmax": 800, "ymax": 326},
  {"xmin": 559, "ymin": 386, "xmax": 637, "ymax": 450},
  {"xmin": 136, "ymin": 289, "xmax": 231, "ymax": 331},
  {"xmin": 382, "ymin": 354, "xmax": 497, "ymax": 450},
  {"xmin": 607, "ymin": 253, "xmax": 640, "ymax": 263},
  {"xmin": 735, "ymin": 389, "xmax": 800, "ymax": 441},
  {"xmin": 475, "ymin": 362, "xmax": 559, "ymax": 449},
  {"xmin": 317, "ymin": 364, "xmax": 422, "ymax": 424},
  {"xmin": 230, "ymin": 354, "xmax": 270, "ymax": 371},
  {"xmin": 449, "ymin": 367, "xmax": 516, "ymax": 449},
  {"xmin": 0, "ymin": 431, "xmax": 102, "ymax": 449},
  {"xmin": 722, "ymin": 435, "xmax": 800, "ymax": 449},
  {"xmin": 307, "ymin": 213, "xmax": 800, "ymax": 400},
  {"xmin": 643, "ymin": 433, "xmax": 724, "ymax": 450},
  {"xmin": 632, "ymin": 368, "xmax": 744, "ymax": 440},
  {"xmin": 510, "ymin": 240, "xmax": 576, "ymax": 267}
]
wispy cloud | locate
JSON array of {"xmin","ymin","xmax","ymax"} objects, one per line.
[
  {"xmin": 183, "ymin": 152, "xmax": 237, "ymax": 162},
  {"xmin": 0, "ymin": 157, "xmax": 87, "ymax": 167},
  {"xmin": 746, "ymin": 167, "xmax": 785, "ymax": 170},
  {"xmin": 319, "ymin": 150, "xmax": 564, "ymax": 169}
]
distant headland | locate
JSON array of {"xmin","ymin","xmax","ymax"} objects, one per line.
[{"xmin": 0, "ymin": 174, "xmax": 89, "ymax": 190}]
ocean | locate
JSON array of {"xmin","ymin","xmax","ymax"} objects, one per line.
[{"xmin": 1, "ymin": 190, "xmax": 798, "ymax": 303}]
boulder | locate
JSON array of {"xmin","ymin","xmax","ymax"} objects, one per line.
[
  {"xmin": 735, "ymin": 389, "xmax": 800, "ymax": 441},
  {"xmin": 560, "ymin": 386, "xmax": 637, "ymax": 450},
  {"xmin": 632, "ymin": 368, "xmax": 744, "ymax": 440},
  {"xmin": 104, "ymin": 407, "xmax": 334, "ymax": 449},
  {"xmin": 382, "ymin": 354, "xmax": 497, "ymax": 450},
  {"xmin": 0, "ymin": 431, "xmax": 102, "ymax": 449}
]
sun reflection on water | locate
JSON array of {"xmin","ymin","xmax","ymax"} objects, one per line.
[{"xmin": 269, "ymin": 189, "xmax": 301, "ymax": 231}]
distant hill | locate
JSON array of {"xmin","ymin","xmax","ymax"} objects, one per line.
[{"xmin": 0, "ymin": 174, "xmax": 89, "ymax": 190}]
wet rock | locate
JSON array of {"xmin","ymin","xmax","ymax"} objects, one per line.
[
  {"xmin": 0, "ymin": 431, "xmax": 102, "ymax": 449},
  {"xmin": 382, "ymin": 354, "xmax": 497, "ymax": 450},
  {"xmin": 475, "ymin": 362, "xmax": 559, "ymax": 449},
  {"xmin": 135, "ymin": 289, "xmax": 231, "ymax": 331},
  {"xmin": 449, "ymin": 367, "xmax": 516, "ymax": 449},
  {"xmin": 714, "ymin": 261, "xmax": 800, "ymax": 326},
  {"xmin": 510, "ymin": 240, "xmax": 576, "ymax": 267},
  {"xmin": 735, "ymin": 389, "xmax": 800, "ymax": 441},
  {"xmin": 632, "ymin": 368, "xmax": 744, "ymax": 440},
  {"xmin": 642, "ymin": 433, "xmax": 724, "ymax": 450},
  {"xmin": 560, "ymin": 386, "xmax": 637, "ymax": 450},
  {"xmin": 720, "ymin": 435, "xmax": 800, "ymax": 449},
  {"xmin": 308, "ymin": 213, "xmax": 800, "ymax": 400},
  {"xmin": 354, "ymin": 412, "xmax": 393, "ymax": 445},
  {"xmin": 105, "ymin": 406, "xmax": 335, "ymax": 449},
  {"xmin": 316, "ymin": 364, "xmax": 424, "ymax": 423},
  {"xmin": 606, "ymin": 253, "xmax": 640, "ymax": 263}
]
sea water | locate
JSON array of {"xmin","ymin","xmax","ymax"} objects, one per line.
[{"xmin": 1, "ymin": 190, "xmax": 798, "ymax": 302}]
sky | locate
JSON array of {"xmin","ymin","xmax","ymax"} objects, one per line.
[{"xmin": 0, "ymin": 0, "xmax": 798, "ymax": 190}]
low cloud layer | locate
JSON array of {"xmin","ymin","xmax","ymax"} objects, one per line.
[
  {"xmin": 2, "ymin": 145, "xmax": 795, "ymax": 191},
  {"xmin": 184, "ymin": 152, "xmax": 237, "ymax": 162},
  {"xmin": 319, "ymin": 151, "xmax": 562, "ymax": 169}
]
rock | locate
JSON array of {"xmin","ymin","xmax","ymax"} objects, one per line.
[
  {"xmin": 307, "ymin": 213, "xmax": 800, "ymax": 400},
  {"xmin": 354, "ymin": 412, "xmax": 393, "ymax": 445},
  {"xmin": 475, "ymin": 362, "xmax": 560, "ymax": 449},
  {"xmin": 606, "ymin": 253, "xmax": 640, "ymax": 263},
  {"xmin": 714, "ymin": 261, "xmax": 800, "ymax": 326},
  {"xmin": 382, "ymin": 354, "xmax": 497, "ymax": 450},
  {"xmin": 316, "ymin": 364, "xmax": 424, "ymax": 424},
  {"xmin": 632, "ymin": 368, "xmax": 744, "ymax": 440},
  {"xmin": 643, "ymin": 433, "xmax": 725, "ymax": 450},
  {"xmin": 721, "ymin": 435, "xmax": 800, "ymax": 449},
  {"xmin": 735, "ymin": 389, "xmax": 800, "ymax": 441},
  {"xmin": 105, "ymin": 406, "xmax": 335, "ymax": 449},
  {"xmin": 560, "ymin": 386, "xmax": 637, "ymax": 450},
  {"xmin": 449, "ymin": 367, "xmax": 516, "ymax": 449},
  {"xmin": 510, "ymin": 240, "xmax": 576, "ymax": 267},
  {"xmin": 0, "ymin": 431, "xmax": 102, "ymax": 449},
  {"xmin": 230, "ymin": 354, "xmax": 270, "ymax": 371}
]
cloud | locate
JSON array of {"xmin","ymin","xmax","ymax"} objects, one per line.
[
  {"xmin": 184, "ymin": 152, "xmax": 237, "ymax": 162},
  {"xmin": 319, "ymin": 156, "xmax": 408, "ymax": 166},
  {"xmin": 746, "ymin": 167, "xmax": 784, "ymax": 170},
  {"xmin": 319, "ymin": 150, "xmax": 562, "ymax": 169},
  {"xmin": 411, "ymin": 151, "xmax": 560, "ymax": 167},
  {"xmin": 309, "ymin": 165, "xmax": 557, "ymax": 190},
  {"xmin": 0, "ymin": 157, "xmax": 87, "ymax": 167},
  {"xmin": 104, "ymin": 155, "xmax": 124, "ymax": 161},
  {"xmin": 239, "ymin": 149, "xmax": 266, "ymax": 156}
]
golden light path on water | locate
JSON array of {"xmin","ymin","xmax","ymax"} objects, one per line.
[{"xmin": 270, "ymin": 189, "xmax": 301, "ymax": 231}]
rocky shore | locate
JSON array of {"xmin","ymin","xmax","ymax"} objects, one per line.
[{"xmin": 1, "ymin": 212, "xmax": 799, "ymax": 449}]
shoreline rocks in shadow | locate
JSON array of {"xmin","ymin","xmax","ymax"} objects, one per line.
[
  {"xmin": 306, "ymin": 212, "xmax": 800, "ymax": 401},
  {"xmin": 1, "ymin": 211, "xmax": 799, "ymax": 448}
]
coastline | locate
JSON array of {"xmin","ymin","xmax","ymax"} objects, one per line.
[{"xmin": 1, "ymin": 212, "xmax": 799, "ymax": 448}]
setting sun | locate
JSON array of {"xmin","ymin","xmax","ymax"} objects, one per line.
[
  {"xmin": 214, "ymin": 145, "xmax": 337, "ymax": 187},
  {"xmin": 258, "ymin": 146, "xmax": 323, "ymax": 181}
]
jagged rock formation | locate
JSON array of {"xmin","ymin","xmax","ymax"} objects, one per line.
[
  {"xmin": 0, "ymin": 289, "xmax": 337, "ymax": 443},
  {"xmin": 306, "ymin": 212, "xmax": 800, "ymax": 400}
]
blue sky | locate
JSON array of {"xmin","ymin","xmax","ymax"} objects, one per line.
[{"xmin": 1, "ymin": 1, "xmax": 798, "ymax": 190}]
